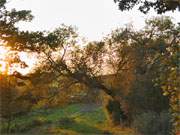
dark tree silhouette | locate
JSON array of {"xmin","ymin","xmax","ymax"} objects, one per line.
[{"xmin": 114, "ymin": 0, "xmax": 180, "ymax": 14}]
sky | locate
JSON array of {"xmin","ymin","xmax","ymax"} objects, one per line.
[
  {"xmin": 6, "ymin": 0, "xmax": 180, "ymax": 41},
  {"xmin": 1, "ymin": 0, "xmax": 180, "ymax": 75}
]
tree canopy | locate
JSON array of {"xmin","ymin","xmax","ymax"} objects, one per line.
[{"xmin": 114, "ymin": 0, "xmax": 180, "ymax": 14}]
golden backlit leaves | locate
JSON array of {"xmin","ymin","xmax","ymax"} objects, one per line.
[
  {"xmin": 0, "ymin": 46, "xmax": 9, "ymax": 74},
  {"xmin": 0, "ymin": 46, "xmax": 37, "ymax": 75}
]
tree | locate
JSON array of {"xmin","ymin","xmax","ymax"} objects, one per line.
[
  {"xmin": 143, "ymin": 17, "xmax": 180, "ymax": 133},
  {"xmin": 104, "ymin": 17, "xmax": 179, "ymax": 133},
  {"xmin": 114, "ymin": 0, "xmax": 180, "ymax": 14},
  {"xmin": 0, "ymin": 2, "xmax": 41, "ymax": 132},
  {"xmin": 156, "ymin": 21, "xmax": 180, "ymax": 133},
  {"xmin": 19, "ymin": 25, "xmax": 128, "ymax": 125},
  {"xmin": 0, "ymin": 0, "xmax": 33, "ymax": 48},
  {"xmin": 0, "ymin": 0, "xmax": 36, "ymax": 74}
]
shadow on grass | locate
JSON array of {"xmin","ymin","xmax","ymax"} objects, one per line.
[{"xmin": 57, "ymin": 121, "xmax": 103, "ymax": 134}]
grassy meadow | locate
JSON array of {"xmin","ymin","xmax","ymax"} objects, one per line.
[{"xmin": 0, "ymin": 104, "xmax": 133, "ymax": 135}]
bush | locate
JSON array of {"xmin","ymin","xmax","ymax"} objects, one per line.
[
  {"xmin": 133, "ymin": 111, "xmax": 173, "ymax": 135},
  {"xmin": 105, "ymin": 99, "xmax": 127, "ymax": 126}
]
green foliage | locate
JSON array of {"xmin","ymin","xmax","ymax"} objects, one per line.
[
  {"xmin": 159, "ymin": 47, "xmax": 180, "ymax": 132},
  {"xmin": 114, "ymin": 0, "xmax": 180, "ymax": 14},
  {"xmin": 149, "ymin": 17, "xmax": 180, "ymax": 133},
  {"xmin": 126, "ymin": 78, "xmax": 170, "ymax": 114},
  {"xmin": 0, "ymin": 0, "xmax": 33, "ymax": 49},
  {"xmin": 133, "ymin": 111, "xmax": 173, "ymax": 135}
]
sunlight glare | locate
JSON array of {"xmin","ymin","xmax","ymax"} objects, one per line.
[
  {"xmin": 0, "ymin": 46, "xmax": 37, "ymax": 75},
  {"xmin": 0, "ymin": 46, "xmax": 9, "ymax": 74},
  {"xmin": 0, "ymin": 61, "xmax": 8, "ymax": 74},
  {"xmin": 17, "ymin": 52, "xmax": 37, "ymax": 75}
]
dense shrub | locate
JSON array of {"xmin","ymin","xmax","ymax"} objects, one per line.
[
  {"xmin": 133, "ymin": 111, "xmax": 173, "ymax": 135},
  {"xmin": 105, "ymin": 99, "xmax": 127, "ymax": 126}
]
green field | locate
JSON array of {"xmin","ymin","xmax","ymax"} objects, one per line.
[{"xmin": 0, "ymin": 104, "xmax": 134, "ymax": 135}]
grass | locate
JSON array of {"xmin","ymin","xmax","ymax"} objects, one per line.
[{"xmin": 0, "ymin": 104, "xmax": 134, "ymax": 135}]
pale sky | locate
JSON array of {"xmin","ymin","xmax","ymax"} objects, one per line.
[{"xmin": 7, "ymin": 0, "xmax": 180, "ymax": 41}]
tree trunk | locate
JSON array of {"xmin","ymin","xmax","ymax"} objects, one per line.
[
  {"xmin": 71, "ymin": 72, "xmax": 128, "ymax": 126},
  {"xmin": 105, "ymin": 98, "xmax": 127, "ymax": 126}
]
